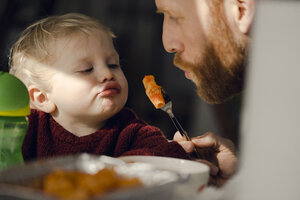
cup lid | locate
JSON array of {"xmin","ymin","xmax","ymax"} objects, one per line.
[{"xmin": 0, "ymin": 71, "xmax": 30, "ymax": 116}]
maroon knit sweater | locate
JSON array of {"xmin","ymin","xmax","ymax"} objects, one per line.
[{"xmin": 22, "ymin": 107, "xmax": 190, "ymax": 161}]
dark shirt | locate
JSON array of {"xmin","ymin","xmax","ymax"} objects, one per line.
[{"xmin": 22, "ymin": 107, "xmax": 189, "ymax": 161}]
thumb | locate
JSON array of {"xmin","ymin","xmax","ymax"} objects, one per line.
[
  {"xmin": 178, "ymin": 141, "xmax": 195, "ymax": 153},
  {"xmin": 173, "ymin": 132, "xmax": 194, "ymax": 153},
  {"xmin": 173, "ymin": 131, "xmax": 186, "ymax": 142}
]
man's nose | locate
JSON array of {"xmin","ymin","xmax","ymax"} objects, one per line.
[
  {"xmin": 162, "ymin": 21, "xmax": 184, "ymax": 53},
  {"xmin": 97, "ymin": 66, "xmax": 114, "ymax": 83}
]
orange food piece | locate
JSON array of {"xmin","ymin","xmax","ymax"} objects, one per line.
[
  {"xmin": 142, "ymin": 75, "xmax": 165, "ymax": 109},
  {"xmin": 42, "ymin": 168, "xmax": 142, "ymax": 200}
]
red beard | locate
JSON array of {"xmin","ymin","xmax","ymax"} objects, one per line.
[{"xmin": 174, "ymin": 4, "xmax": 249, "ymax": 104}]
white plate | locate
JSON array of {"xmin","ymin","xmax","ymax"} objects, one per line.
[{"xmin": 119, "ymin": 155, "xmax": 210, "ymax": 194}]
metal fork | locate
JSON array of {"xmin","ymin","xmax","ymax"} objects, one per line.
[{"xmin": 160, "ymin": 88, "xmax": 201, "ymax": 158}]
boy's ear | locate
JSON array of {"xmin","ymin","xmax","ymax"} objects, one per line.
[
  {"xmin": 227, "ymin": 0, "xmax": 255, "ymax": 34},
  {"xmin": 28, "ymin": 85, "xmax": 56, "ymax": 113}
]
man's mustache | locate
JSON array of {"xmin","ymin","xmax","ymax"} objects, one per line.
[{"xmin": 173, "ymin": 53, "xmax": 193, "ymax": 71}]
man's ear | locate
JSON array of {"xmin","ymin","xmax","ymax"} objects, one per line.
[
  {"xmin": 227, "ymin": 0, "xmax": 255, "ymax": 34},
  {"xmin": 28, "ymin": 85, "xmax": 56, "ymax": 113}
]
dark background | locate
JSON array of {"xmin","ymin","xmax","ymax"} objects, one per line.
[{"xmin": 0, "ymin": 0, "xmax": 241, "ymax": 147}]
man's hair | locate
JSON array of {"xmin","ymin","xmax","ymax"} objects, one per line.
[{"xmin": 9, "ymin": 13, "xmax": 115, "ymax": 91}]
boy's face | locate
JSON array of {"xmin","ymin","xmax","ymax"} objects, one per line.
[{"xmin": 46, "ymin": 30, "xmax": 128, "ymax": 125}]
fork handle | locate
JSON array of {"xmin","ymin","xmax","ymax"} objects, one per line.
[
  {"xmin": 169, "ymin": 116, "xmax": 191, "ymax": 140},
  {"xmin": 169, "ymin": 116, "xmax": 203, "ymax": 159}
]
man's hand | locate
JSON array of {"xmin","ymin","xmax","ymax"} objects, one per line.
[{"xmin": 173, "ymin": 131, "xmax": 238, "ymax": 187}]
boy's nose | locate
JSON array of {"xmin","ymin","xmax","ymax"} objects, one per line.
[{"xmin": 97, "ymin": 67, "xmax": 114, "ymax": 83}]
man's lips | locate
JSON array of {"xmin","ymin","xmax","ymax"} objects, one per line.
[
  {"xmin": 99, "ymin": 82, "xmax": 121, "ymax": 97},
  {"xmin": 174, "ymin": 54, "xmax": 193, "ymax": 81}
]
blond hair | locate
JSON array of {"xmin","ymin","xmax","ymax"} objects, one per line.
[{"xmin": 9, "ymin": 13, "xmax": 115, "ymax": 91}]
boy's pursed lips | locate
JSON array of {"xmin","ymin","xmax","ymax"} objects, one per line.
[{"xmin": 98, "ymin": 81, "xmax": 121, "ymax": 97}]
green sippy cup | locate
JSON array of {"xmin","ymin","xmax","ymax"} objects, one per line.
[{"xmin": 0, "ymin": 71, "xmax": 30, "ymax": 169}]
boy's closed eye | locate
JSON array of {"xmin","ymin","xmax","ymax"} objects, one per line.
[
  {"xmin": 78, "ymin": 67, "xmax": 94, "ymax": 74},
  {"xmin": 76, "ymin": 63, "xmax": 120, "ymax": 74},
  {"xmin": 108, "ymin": 64, "xmax": 120, "ymax": 69}
]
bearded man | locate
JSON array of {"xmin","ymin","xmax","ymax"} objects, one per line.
[{"xmin": 155, "ymin": 0, "xmax": 255, "ymax": 187}]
